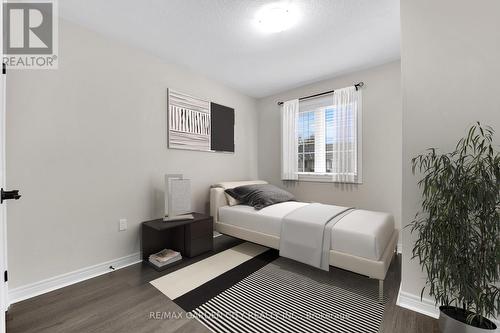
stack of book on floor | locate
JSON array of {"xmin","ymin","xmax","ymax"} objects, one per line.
[{"xmin": 149, "ymin": 249, "xmax": 182, "ymax": 268}]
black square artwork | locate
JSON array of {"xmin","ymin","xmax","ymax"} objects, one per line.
[{"xmin": 210, "ymin": 102, "xmax": 235, "ymax": 152}]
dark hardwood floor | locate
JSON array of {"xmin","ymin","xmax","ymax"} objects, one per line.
[
  {"xmin": 380, "ymin": 255, "xmax": 439, "ymax": 333},
  {"xmin": 6, "ymin": 236, "xmax": 438, "ymax": 333}
]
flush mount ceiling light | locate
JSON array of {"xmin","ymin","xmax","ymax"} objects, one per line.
[{"xmin": 255, "ymin": 3, "xmax": 300, "ymax": 33}]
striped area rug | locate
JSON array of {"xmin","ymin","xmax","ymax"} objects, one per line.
[{"xmin": 171, "ymin": 251, "xmax": 385, "ymax": 333}]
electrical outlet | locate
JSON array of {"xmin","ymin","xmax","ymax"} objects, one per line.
[{"xmin": 119, "ymin": 219, "xmax": 127, "ymax": 231}]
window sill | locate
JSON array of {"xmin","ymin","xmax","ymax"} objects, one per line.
[{"xmin": 297, "ymin": 173, "xmax": 363, "ymax": 184}]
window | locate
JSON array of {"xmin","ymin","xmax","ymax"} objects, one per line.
[
  {"xmin": 296, "ymin": 91, "xmax": 362, "ymax": 183},
  {"xmin": 298, "ymin": 111, "xmax": 315, "ymax": 172}
]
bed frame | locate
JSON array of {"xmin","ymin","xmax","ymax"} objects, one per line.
[{"xmin": 209, "ymin": 181, "xmax": 399, "ymax": 303}]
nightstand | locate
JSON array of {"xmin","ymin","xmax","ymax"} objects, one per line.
[{"xmin": 141, "ymin": 213, "xmax": 213, "ymax": 271}]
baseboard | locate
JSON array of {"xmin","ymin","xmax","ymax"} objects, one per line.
[
  {"xmin": 396, "ymin": 285, "xmax": 500, "ymax": 327},
  {"xmin": 397, "ymin": 241, "xmax": 402, "ymax": 254},
  {"xmin": 396, "ymin": 284, "xmax": 439, "ymax": 319},
  {"xmin": 8, "ymin": 252, "xmax": 142, "ymax": 305}
]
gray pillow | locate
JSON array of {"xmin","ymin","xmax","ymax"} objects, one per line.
[{"xmin": 225, "ymin": 184, "xmax": 295, "ymax": 210}]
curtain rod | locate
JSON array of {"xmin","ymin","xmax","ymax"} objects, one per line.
[{"xmin": 277, "ymin": 82, "xmax": 364, "ymax": 106}]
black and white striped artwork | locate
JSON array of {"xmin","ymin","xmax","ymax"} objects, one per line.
[{"xmin": 168, "ymin": 89, "xmax": 211, "ymax": 151}]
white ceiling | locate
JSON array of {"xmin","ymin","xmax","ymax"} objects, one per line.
[{"xmin": 59, "ymin": 0, "xmax": 400, "ymax": 98}]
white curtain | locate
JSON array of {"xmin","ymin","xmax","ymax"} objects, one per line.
[
  {"xmin": 331, "ymin": 86, "xmax": 360, "ymax": 183},
  {"xmin": 281, "ymin": 99, "xmax": 299, "ymax": 180}
]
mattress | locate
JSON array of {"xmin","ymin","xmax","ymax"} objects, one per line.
[{"xmin": 218, "ymin": 202, "xmax": 395, "ymax": 261}]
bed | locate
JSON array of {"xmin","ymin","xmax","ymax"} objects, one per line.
[{"xmin": 210, "ymin": 180, "xmax": 399, "ymax": 303}]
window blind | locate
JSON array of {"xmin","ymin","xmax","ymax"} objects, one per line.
[{"xmin": 298, "ymin": 95, "xmax": 331, "ymax": 174}]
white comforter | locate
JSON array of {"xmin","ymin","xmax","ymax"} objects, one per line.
[{"xmin": 218, "ymin": 202, "xmax": 395, "ymax": 262}]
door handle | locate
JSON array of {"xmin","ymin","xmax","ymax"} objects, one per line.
[{"xmin": 1, "ymin": 188, "xmax": 21, "ymax": 204}]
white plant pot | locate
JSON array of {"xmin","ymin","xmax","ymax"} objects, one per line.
[{"xmin": 439, "ymin": 306, "xmax": 497, "ymax": 333}]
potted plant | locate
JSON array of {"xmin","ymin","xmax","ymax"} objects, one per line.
[{"xmin": 410, "ymin": 123, "xmax": 500, "ymax": 332}]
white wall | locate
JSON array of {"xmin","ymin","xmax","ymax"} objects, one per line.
[
  {"xmin": 6, "ymin": 19, "xmax": 259, "ymax": 288},
  {"xmin": 257, "ymin": 61, "xmax": 402, "ymax": 230},
  {"xmin": 400, "ymin": 0, "xmax": 500, "ymax": 308}
]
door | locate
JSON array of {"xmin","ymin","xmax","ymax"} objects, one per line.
[
  {"xmin": 0, "ymin": 0, "xmax": 5, "ymax": 329},
  {"xmin": 0, "ymin": 7, "xmax": 22, "ymax": 331},
  {"xmin": 0, "ymin": 3, "xmax": 6, "ymax": 331},
  {"xmin": 0, "ymin": 1, "xmax": 6, "ymax": 329}
]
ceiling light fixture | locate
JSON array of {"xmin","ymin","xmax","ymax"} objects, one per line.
[{"xmin": 255, "ymin": 3, "xmax": 299, "ymax": 33}]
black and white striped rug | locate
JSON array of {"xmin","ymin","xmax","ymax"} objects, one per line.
[{"xmin": 161, "ymin": 244, "xmax": 385, "ymax": 333}]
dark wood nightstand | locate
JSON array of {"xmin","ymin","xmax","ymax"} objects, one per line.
[{"xmin": 141, "ymin": 213, "xmax": 213, "ymax": 271}]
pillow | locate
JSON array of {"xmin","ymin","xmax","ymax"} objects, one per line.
[
  {"xmin": 212, "ymin": 181, "xmax": 268, "ymax": 206},
  {"xmin": 225, "ymin": 184, "xmax": 295, "ymax": 210},
  {"xmin": 224, "ymin": 192, "xmax": 241, "ymax": 206}
]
